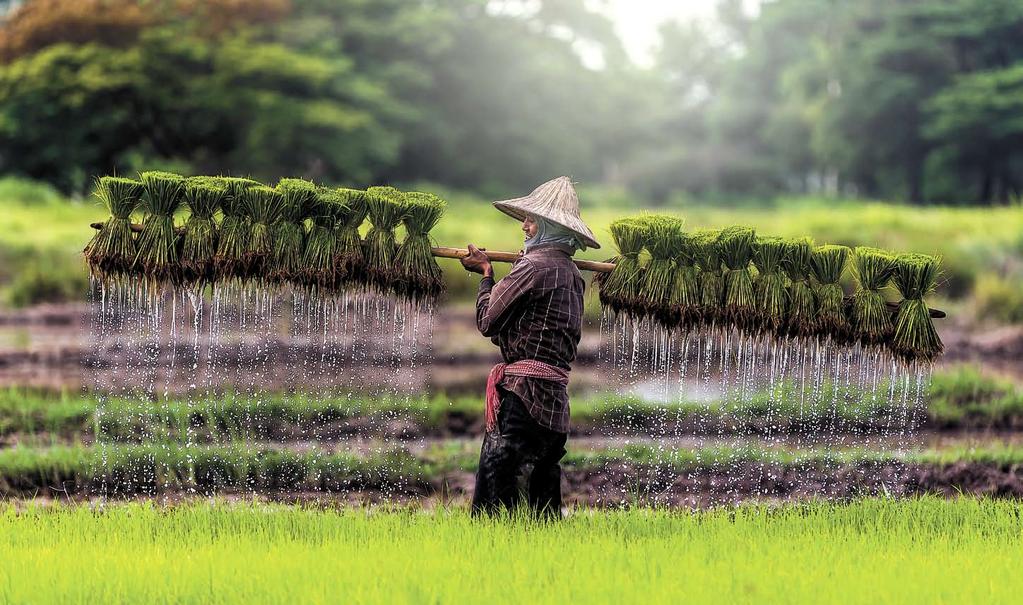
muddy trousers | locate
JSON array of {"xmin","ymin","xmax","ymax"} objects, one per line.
[{"xmin": 471, "ymin": 389, "xmax": 568, "ymax": 519}]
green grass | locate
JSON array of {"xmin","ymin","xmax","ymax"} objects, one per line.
[
  {"xmin": 0, "ymin": 497, "xmax": 1020, "ymax": 604},
  {"xmin": 1, "ymin": 365, "xmax": 1020, "ymax": 439}
]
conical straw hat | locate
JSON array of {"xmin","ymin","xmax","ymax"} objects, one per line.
[{"xmin": 492, "ymin": 176, "xmax": 601, "ymax": 249}]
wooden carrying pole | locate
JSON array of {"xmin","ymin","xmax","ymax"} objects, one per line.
[{"xmin": 89, "ymin": 222, "xmax": 946, "ymax": 318}]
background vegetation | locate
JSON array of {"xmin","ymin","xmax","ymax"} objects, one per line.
[
  {"xmin": 0, "ymin": 0, "xmax": 1020, "ymax": 314},
  {"xmin": 0, "ymin": 0, "xmax": 1021, "ymax": 203}
]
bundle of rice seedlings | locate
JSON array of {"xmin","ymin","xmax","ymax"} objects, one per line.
[
  {"xmin": 213, "ymin": 177, "xmax": 262, "ymax": 282},
  {"xmin": 179, "ymin": 177, "xmax": 227, "ymax": 288},
  {"xmin": 134, "ymin": 171, "xmax": 185, "ymax": 286},
  {"xmin": 850, "ymin": 246, "xmax": 897, "ymax": 346},
  {"xmin": 595, "ymin": 218, "xmax": 648, "ymax": 316},
  {"xmin": 300, "ymin": 188, "xmax": 345, "ymax": 293},
  {"xmin": 84, "ymin": 176, "xmax": 143, "ymax": 281},
  {"xmin": 718, "ymin": 226, "xmax": 757, "ymax": 330},
  {"xmin": 890, "ymin": 253, "xmax": 943, "ymax": 363},
  {"xmin": 752, "ymin": 236, "xmax": 789, "ymax": 334},
  {"xmin": 239, "ymin": 185, "xmax": 287, "ymax": 283},
  {"xmin": 395, "ymin": 191, "xmax": 446, "ymax": 304},
  {"xmin": 639, "ymin": 215, "xmax": 685, "ymax": 324},
  {"xmin": 669, "ymin": 231, "xmax": 701, "ymax": 329},
  {"xmin": 270, "ymin": 178, "xmax": 317, "ymax": 285},
  {"xmin": 692, "ymin": 229, "xmax": 723, "ymax": 324},
  {"xmin": 810, "ymin": 244, "xmax": 852, "ymax": 341},
  {"xmin": 782, "ymin": 237, "xmax": 816, "ymax": 337},
  {"xmin": 364, "ymin": 186, "xmax": 408, "ymax": 293},
  {"xmin": 332, "ymin": 188, "xmax": 368, "ymax": 289}
]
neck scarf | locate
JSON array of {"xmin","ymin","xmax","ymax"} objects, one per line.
[{"xmin": 523, "ymin": 216, "xmax": 586, "ymax": 253}]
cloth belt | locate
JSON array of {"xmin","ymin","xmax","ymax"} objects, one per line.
[{"xmin": 485, "ymin": 360, "xmax": 570, "ymax": 433}]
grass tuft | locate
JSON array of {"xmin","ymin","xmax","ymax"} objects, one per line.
[
  {"xmin": 718, "ymin": 226, "xmax": 757, "ymax": 329},
  {"xmin": 213, "ymin": 177, "xmax": 262, "ymax": 283},
  {"xmin": 83, "ymin": 176, "xmax": 142, "ymax": 282},
  {"xmin": 782, "ymin": 237, "xmax": 816, "ymax": 337},
  {"xmin": 134, "ymin": 171, "xmax": 185, "ymax": 287},
  {"xmin": 364, "ymin": 186, "xmax": 409, "ymax": 294},
  {"xmin": 639, "ymin": 215, "xmax": 685, "ymax": 324},
  {"xmin": 332, "ymin": 188, "xmax": 369, "ymax": 289},
  {"xmin": 180, "ymin": 177, "xmax": 227, "ymax": 288},
  {"xmin": 300, "ymin": 188, "xmax": 344, "ymax": 293},
  {"xmin": 395, "ymin": 191, "xmax": 446, "ymax": 305},
  {"xmin": 596, "ymin": 217, "xmax": 649, "ymax": 317},
  {"xmin": 851, "ymin": 246, "xmax": 897, "ymax": 346},
  {"xmin": 891, "ymin": 253, "xmax": 943, "ymax": 362},
  {"xmin": 693, "ymin": 229, "xmax": 723, "ymax": 325},
  {"xmin": 752, "ymin": 235, "xmax": 789, "ymax": 333},
  {"xmin": 239, "ymin": 185, "xmax": 286, "ymax": 284},
  {"xmin": 811, "ymin": 244, "xmax": 851, "ymax": 341},
  {"xmin": 270, "ymin": 179, "xmax": 317, "ymax": 284}
]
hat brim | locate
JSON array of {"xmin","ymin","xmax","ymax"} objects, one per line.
[{"xmin": 493, "ymin": 200, "xmax": 601, "ymax": 250}]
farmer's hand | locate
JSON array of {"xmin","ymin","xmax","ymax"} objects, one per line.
[{"xmin": 461, "ymin": 244, "xmax": 493, "ymax": 278}]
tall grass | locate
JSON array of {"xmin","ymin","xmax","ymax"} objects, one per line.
[{"xmin": 0, "ymin": 498, "xmax": 1020, "ymax": 604}]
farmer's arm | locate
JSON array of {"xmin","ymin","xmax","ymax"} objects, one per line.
[{"xmin": 475, "ymin": 258, "xmax": 535, "ymax": 338}]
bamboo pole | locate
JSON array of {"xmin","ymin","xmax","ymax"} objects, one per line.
[
  {"xmin": 88, "ymin": 221, "xmax": 946, "ymax": 318},
  {"xmin": 430, "ymin": 246, "xmax": 616, "ymax": 273}
]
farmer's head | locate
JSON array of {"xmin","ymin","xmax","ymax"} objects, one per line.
[
  {"xmin": 522, "ymin": 214, "xmax": 586, "ymax": 253},
  {"xmin": 493, "ymin": 176, "xmax": 602, "ymax": 253}
]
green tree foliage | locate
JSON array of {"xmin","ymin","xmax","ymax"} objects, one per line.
[
  {"xmin": 694, "ymin": 0, "xmax": 1023, "ymax": 203},
  {"xmin": 0, "ymin": 0, "xmax": 1021, "ymax": 203}
]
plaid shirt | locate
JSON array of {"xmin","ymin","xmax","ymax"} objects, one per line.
[{"xmin": 476, "ymin": 243, "xmax": 584, "ymax": 433}]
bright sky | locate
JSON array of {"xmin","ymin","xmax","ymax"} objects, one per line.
[{"xmin": 595, "ymin": 0, "xmax": 756, "ymax": 65}]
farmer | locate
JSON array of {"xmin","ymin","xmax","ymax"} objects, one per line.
[{"xmin": 460, "ymin": 176, "xmax": 601, "ymax": 518}]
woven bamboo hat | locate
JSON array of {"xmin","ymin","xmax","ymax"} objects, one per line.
[{"xmin": 492, "ymin": 176, "xmax": 601, "ymax": 249}]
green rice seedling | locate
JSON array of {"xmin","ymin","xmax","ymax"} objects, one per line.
[
  {"xmin": 395, "ymin": 191, "xmax": 447, "ymax": 304},
  {"xmin": 300, "ymin": 188, "xmax": 345, "ymax": 292},
  {"xmin": 810, "ymin": 244, "xmax": 851, "ymax": 341},
  {"xmin": 134, "ymin": 171, "xmax": 185, "ymax": 286},
  {"xmin": 271, "ymin": 178, "xmax": 317, "ymax": 285},
  {"xmin": 180, "ymin": 177, "xmax": 227, "ymax": 288},
  {"xmin": 891, "ymin": 253, "xmax": 943, "ymax": 363},
  {"xmin": 752, "ymin": 236, "xmax": 789, "ymax": 334},
  {"xmin": 669, "ymin": 231, "xmax": 701, "ymax": 328},
  {"xmin": 639, "ymin": 215, "xmax": 685, "ymax": 324},
  {"xmin": 213, "ymin": 177, "xmax": 262, "ymax": 283},
  {"xmin": 364, "ymin": 186, "xmax": 409, "ymax": 293},
  {"xmin": 692, "ymin": 229, "xmax": 723, "ymax": 324},
  {"xmin": 851, "ymin": 246, "xmax": 897, "ymax": 346},
  {"xmin": 782, "ymin": 237, "xmax": 816, "ymax": 337},
  {"xmin": 718, "ymin": 226, "xmax": 757, "ymax": 330},
  {"xmin": 595, "ymin": 217, "xmax": 648, "ymax": 316},
  {"xmin": 332, "ymin": 188, "xmax": 368, "ymax": 289},
  {"xmin": 240, "ymin": 185, "xmax": 287, "ymax": 283},
  {"xmin": 83, "ymin": 176, "xmax": 142, "ymax": 281}
]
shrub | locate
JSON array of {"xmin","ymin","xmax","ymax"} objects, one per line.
[{"xmin": 973, "ymin": 273, "xmax": 1023, "ymax": 324}]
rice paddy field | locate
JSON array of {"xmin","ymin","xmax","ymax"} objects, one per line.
[
  {"xmin": 1, "ymin": 498, "xmax": 1021, "ymax": 604},
  {"xmin": 2, "ymin": 179, "xmax": 1022, "ymax": 604}
]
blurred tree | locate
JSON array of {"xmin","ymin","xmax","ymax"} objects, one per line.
[
  {"xmin": 0, "ymin": 0, "xmax": 1021, "ymax": 202},
  {"xmin": 925, "ymin": 65, "xmax": 1023, "ymax": 203}
]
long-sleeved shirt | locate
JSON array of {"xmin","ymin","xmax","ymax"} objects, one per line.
[{"xmin": 475, "ymin": 243, "xmax": 585, "ymax": 433}]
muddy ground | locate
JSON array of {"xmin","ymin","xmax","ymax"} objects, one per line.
[
  {"xmin": 9, "ymin": 460, "xmax": 1023, "ymax": 509},
  {"xmin": 2, "ymin": 304, "xmax": 1022, "ymax": 391}
]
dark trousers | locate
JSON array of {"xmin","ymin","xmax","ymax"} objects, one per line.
[{"xmin": 471, "ymin": 389, "xmax": 568, "ymax": 519}]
